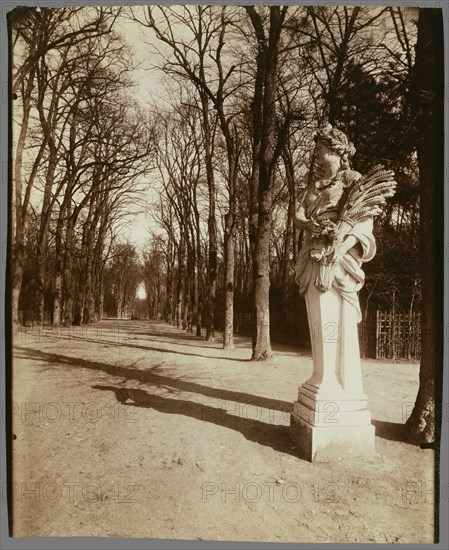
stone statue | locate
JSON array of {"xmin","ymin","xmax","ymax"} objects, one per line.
[{"xmin": 290, "ymin": 123, "xmax": 397, "ymax": 461}]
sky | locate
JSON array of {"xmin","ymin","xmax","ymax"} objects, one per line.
[
  {"xmin": 110, "ymin": 6, "xmax": 239, "ymax": 254},
  {"xmin": 113, "ymin": 12, "xmax": 165, "ymax": 252}
]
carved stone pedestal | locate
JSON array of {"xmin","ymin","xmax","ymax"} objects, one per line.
[{"xmin": 290, "ymin": 383, "xmax": 375, "ymax": 462}]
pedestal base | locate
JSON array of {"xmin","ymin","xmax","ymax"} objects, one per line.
[{"xmin": 290, "ymin": 384, "xmax": 375, "ymax": 462}]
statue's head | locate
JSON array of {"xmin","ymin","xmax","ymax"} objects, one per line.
[{"xmin": 313, "ymin": 123, "xmax": 356, "ymax": 169}]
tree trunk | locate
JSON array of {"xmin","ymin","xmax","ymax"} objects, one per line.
[
  {"xmin": 223, "ymin": 211, "xmax": 236, "ymax": 350},
  {"xmin": 63, "ymin": 210, "xmax": 75, "ymax": 325},
  {"xmin": 223, "ymin": 151, "xmax": 237, "ymax": 349},
  {"xmin": 247, "ymin": 16, "xmax": 263, "ymax": 355},
  {"xmin": 282, "ymin": 193, "xmax": 294, "ymax": 297},
  {"xmin": 98, "ymin": 278, "xmax": 104, "ymax": 321},
  {"xmin": 11, "ymin": 66, "xmax": 35, "ymax": 327},
  {"xmin": 176, "ymin": 234, "xmax": 186, "ymax": 329},
  {"xmin": 90, "ymin": 226, "xmax": 106, "ymax": 323},
  {"xmin": 201, "ymin": 93, "xmax": 217, "ymax": 341},
  {"xmin": 252, "ymin": 190, "xmax": 274, "ymax": 360},
  {"xmin": 246, "ymin": 6, "xmax": 286, "ymax": 360},
  {"xmin": 405, "ymin": 8, "xmax": 444, "ymax": 444},
  {"xmin": 52, "ymin": 202, "xmax": 66, "ymax": 326},
  {"xmin": 53, "ymin": 274, "xmax": 63, "ymax": 326},
  {"xmin": 166, "ymin": 242, "xmax": 174, "ymax": 324},
  {"xmin": 11, "ymin": 182, "xmax": 27, "ymax": 328},
  {"xmin": 185, "ymin": 246, "xmax": 193, "ymax": 331},
  {"xmin": 34, "ymin": 156, "xmax": 57, "ymax": 326},
  {"xmin": 83, "ymin": 254, "xmax": 94, "ymax": 324},
  {"xmin": 194, "ymin": 220, "xmax": 202, "ymax": 337}
]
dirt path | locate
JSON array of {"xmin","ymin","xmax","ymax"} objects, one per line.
[{"xmin": 10, "ymin": 320, "xmax": 435, "ymax": 543}]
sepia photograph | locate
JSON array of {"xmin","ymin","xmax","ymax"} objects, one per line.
[{"xmin": 3, "ymin": 1, "xmax": 446, "ymax": 545}]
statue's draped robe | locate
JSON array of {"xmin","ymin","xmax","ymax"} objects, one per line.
[{"xmin": 295, "ymin": 173, "xmax": 376, "ymax": 395}]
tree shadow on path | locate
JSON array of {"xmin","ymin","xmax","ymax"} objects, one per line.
[
  {"xmin": 14, "ymin": 346, "xmax": 294, "ymax": 414},
  {"xmin": 371, "ymin": 419, "xmax": 430, "ymax": 446},
  {"xmin": 14, "ymin": 345, "xmax": 301, "ymax": 458},
  {"xmin": 42, "ymin": 333, "xmax": 252, "ymax": 362},
  {"xmin": 92, "ymin": 384, "xmax": 301, "ymax": 458},
  {"xmin": 17, "ymin": 346, "xmax": 415, "ymax": 453},
  {"xmin": 371, "ymin": 420, "xmax": 407, "ymax": 442}
]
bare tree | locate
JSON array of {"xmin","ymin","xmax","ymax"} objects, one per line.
[
  {"xmin": 299, "ymin": 6, "xmax": 390, "ymax": 124},
  {"xmin": 9, "ymin": 6, "xmax": 121, "ymax": 326},
  {"xmin": 134, "ymin": 5, "xmax": 247, "ymax": 346},
  {"xmin": 151, "ymin": 101, "xmax": 207, "ymax": 332},
  {"xmin": 245, "ymin": 6, "xmax": 300, "ymax": 360},
  {"xmin": 104, "ymin": 242, "xmax": 141, "ymax": 319}
]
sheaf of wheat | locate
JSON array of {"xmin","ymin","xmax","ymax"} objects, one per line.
[{"xmin": 316, "ymin": 165, "xmax": 398, "ymax": 292}]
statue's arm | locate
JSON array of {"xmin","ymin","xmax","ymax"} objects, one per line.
[
  {"xmin": 339, "ymin": 235, "xmax": 358, "ymax": 253},
  {"xmin": 331, "ymin": 218, "xmax": 375, "ymax": 265},
  {"xmin": 294, "ymin": 204, "xmax": 309, "ymax": 229},
  {"xmin": 294, "ymin": 191, "xmax": 322, "ymax": 235},
  {"xmin": 330, "ymin": 234, "xmax": 358, "ymax": 266}
]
